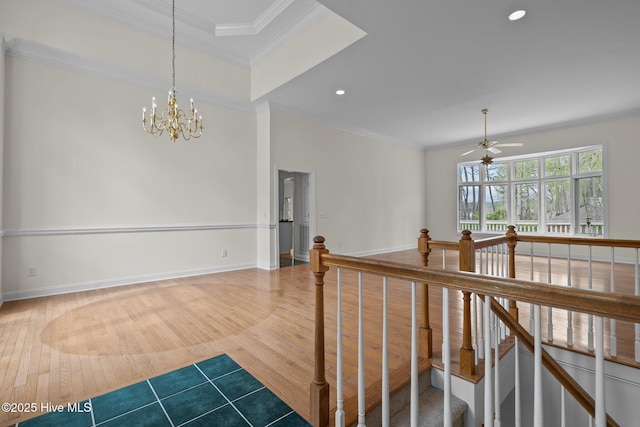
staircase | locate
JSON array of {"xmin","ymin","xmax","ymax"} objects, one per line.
[{"xmin": 351, "ymin": 368, "xmax": 467, "ymax": 427}]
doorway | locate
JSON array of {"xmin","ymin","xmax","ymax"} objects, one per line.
[{"xmin": 277, "ymin": 170, "xmax": 314, "ymax": 268}]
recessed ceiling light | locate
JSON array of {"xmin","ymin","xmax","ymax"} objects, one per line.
[
  {"xmin": 335, "ymin": 89, "xmax": 346, "ymax": 96},
  {"xmin": 508, "ymin": 9, "xmax": 527, "ymax": 21}
]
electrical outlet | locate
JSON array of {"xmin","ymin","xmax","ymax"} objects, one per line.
[
  {"xmin": 27, "ymin": 267, "xmax": 37, "ymax": 277},
  {"xmin": 221, "ymin": 249, "xmax": 227, "ymax": 257}
]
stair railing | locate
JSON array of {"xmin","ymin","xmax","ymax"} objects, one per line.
[{"xmin": 309, "ymin": 235, "xmax": 640, "ymax": 427}]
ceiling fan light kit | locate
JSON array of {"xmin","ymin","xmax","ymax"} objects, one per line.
[{"xmin": 460, "ymin": 108, "xmax": 523, "ymax": 164}]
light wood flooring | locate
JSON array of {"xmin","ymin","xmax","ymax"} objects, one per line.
[{"xmin": 0, "ymin": 249, "xmax": 638, "ymax": 426}]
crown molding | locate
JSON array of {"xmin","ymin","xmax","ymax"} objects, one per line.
[
  {"xmin": 216, "ymin": 0, "xmax": 296, "ymax": 37},
  {"xmin": 2, "ymin": 36, "xmax": 256, "ymax": 114},
  {"xmin": 60, "ymin": 0, "xmax": 247, "ymax": 66},
  {"xmin": 250, "ymin": 2, "xmax": 329, "ymax": 66}
]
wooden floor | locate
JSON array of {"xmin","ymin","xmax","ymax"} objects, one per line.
[{"xmin": 0, "ymin": 249, "xmax": 638, "ymax": 426}]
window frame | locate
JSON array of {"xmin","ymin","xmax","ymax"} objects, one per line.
[{"xmin": 456, "ymin": 144, "xmax": 606, "ymax": 236}]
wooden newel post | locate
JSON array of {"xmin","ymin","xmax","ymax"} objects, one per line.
[
  {"xmin": 418, "ymin": 229, "xmax": 433, "ymax": 358},
  {"xmin": 506, "ymin": 225, "xmax": 519, "ymax": 321},
  {"xmin": 458, "ymin": 230, "xmax": 476, "ymax": 375},
  {"xmin": 310, "ymin": 236, "xmax": 330, "ymax": 427}
]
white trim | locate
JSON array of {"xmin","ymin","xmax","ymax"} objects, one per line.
[
  {"xmin": 216, "ymin": 0, "xmax": 296, "ymax": 37},
  {"xmin": 249, "ymin": 3, "xmax": 330, "ymax": 66},
  {"xmin": 3, "ymin": 223, "xmax": 260, "ymax": 238},
  {"xmin": 1, "ymin": 263, "xmax": 255, "ymax": 302},
  {"xmin": 519, "ymin": 345, "xmax": 640, "ymax": 388},
  {"xmin": 2, "ymin": 36, "xmax": 255, "ymax": 114}
]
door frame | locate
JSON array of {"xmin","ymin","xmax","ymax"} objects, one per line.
[{"xmin": 275, "ymin": 166, "xmax": 316, "ymax": 269}]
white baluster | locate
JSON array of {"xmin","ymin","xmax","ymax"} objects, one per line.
[
  {"xmin": 473, "ymin": 293, "xmax": 479, "ymax": 365},
  {"xmin": 560, "ymin": 386, "xmax": 566, "ymax": 427},
  {"xmin": 335, "ymin": 269, "xmax": 345, "ymax": 427},
  {"xmin": 485, "ymin": 247, "xmax": 490, "ymax": 276},
  {"xmin": 515, "ymin": 336, "xmax": 521, "ymax": 427},
  {"xmin": 478, "ymin": 298, "xmax": 484, "ymax": 359},
  {"xmin": 443, "ymin": 287, "xmax": 452, "ymax": 427},
  {"xmin": 547, "ymin": 244, "xmax": 553, "ymax": 342},
  {"xmin": 411, "ymin": 282, "xmax": 419, "ymax": 426},
  {"xmin": 494, "ymin": 314, "xmax": 501, "ymax": 427},
  {"xmin": 484, "ymin": 295, "xmax": 493, "ymax": 427},
  {"xmin": 595, "ymin": 316, "xmax": 606, "ymax": 427},
  {"xmin": 567, "ymin": 245, "xmax": 573, "ymax": 347},
  {"xmin": 382, "ymin": 277, "xmax": 389, "ymax": 427},
  {"xmin": 530, "ymin": 243, "xmax": 535, "ymax": 334},
  {"xmin": 491, "ymin": 246, "xmax": 495, "ymax": 275},
  {"xmin": 499, "ymin": 245, "xmax": 507, "ymax": 340},
  {"xmin": 443, "ymin": 249, "xmax": 447, "ymax": 269},
  {"xmin": 610, "ymin": 247, "xmax": 616, "ymax": 357},
  {"xmin": 588, "ymin": 246, "xmax": 594, "ymax": 352},
  {"xmin": 357, "ymin": 272, "xmax": 365, "ymax": 427},
  {"xmin": 534, "ymin": 305, "xmax": 543, "ymax": 427}
]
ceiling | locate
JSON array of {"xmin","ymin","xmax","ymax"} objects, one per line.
[{"xmin": 64, "ymin": 0, "xmax": 640, "ymax": 150}]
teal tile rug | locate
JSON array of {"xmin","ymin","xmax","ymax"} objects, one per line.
[{"xmin": 17, "ymin": 354, "xmax": 310, "ymax": 427}]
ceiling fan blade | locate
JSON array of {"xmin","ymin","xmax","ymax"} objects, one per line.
[
  {"xmin": 461, "ymin": 148, "xmax": 478, "ymax": 156},
  {"xmin": 487, "ymin": 147, "xmax": 502, "ymax": 154},
  {"xmin": 495, "ymin": 142, "xmax": 524, "ymax": 147}
]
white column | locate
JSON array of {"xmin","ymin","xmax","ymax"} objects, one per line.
[
  {"xmin": 335, "ymin": 269, "xmax": 345, "ymax": 427},
  {"xmin": 588, "ymin": 246, "xmax": 594, "ymax": 351}
]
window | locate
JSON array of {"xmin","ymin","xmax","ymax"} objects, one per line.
[{"xmin": 457, "ymin": 145, "xmax": 604, "ymax": 235}]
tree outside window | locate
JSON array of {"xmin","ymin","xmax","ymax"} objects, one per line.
[{"xmin": 457, "ymin": 145, "xmax": 604, "ymax": 236}]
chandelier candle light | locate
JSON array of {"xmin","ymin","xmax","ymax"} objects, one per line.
[{"xmin": 142, "ymin": 0, "xmax": 203, "ymax": 141}]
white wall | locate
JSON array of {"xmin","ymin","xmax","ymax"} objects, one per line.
[
  {"xmin": 271, "ymin": 111, "xmax": 426, "ymax": 256},
  {"xmin": 425, "ymin": 114, "xmax": 640, "ymax": 241},
  {"xmin": 518, "ymin": 344, "xmax": 640, "ymax": 427},
  {"xmin": 1, "ymin": 56, "xmax": 258, "ymax": 299}
]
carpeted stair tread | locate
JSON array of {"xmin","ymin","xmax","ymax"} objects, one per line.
[{"xmin": 389, "ymin": 386, "xmax": 467, "ymax": 427}]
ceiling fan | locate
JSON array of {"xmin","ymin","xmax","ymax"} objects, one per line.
[{"xmin": 461, "ymin": 109, "xmax": 523, "ymax": 164}]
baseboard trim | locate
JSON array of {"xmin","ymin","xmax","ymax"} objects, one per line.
[{"xmin": 1, "ymin": 263, "xmax": 255, "ymax": 302}]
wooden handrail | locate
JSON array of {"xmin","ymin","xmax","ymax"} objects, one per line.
[
  {"xmin": 426, "ymin": 240, "xmax": 460, "ymax": 251},
  {"xmin": 311, "ymin": 232, "xmax": 640, "ymax": 426},
  {"xmin": 516, "ymin": 234, "xmax": 640, "ymax": 249},
  {"xmin": 473, "ymin": 235, "xmax": 510, "ymax": 249},
  {"xmin": 319, "ymin": 252, "xmax": 640, "ymax": 323},
  {"xmin": 485, "ymin": 295, "xmax": 620, "ymax": 427}
]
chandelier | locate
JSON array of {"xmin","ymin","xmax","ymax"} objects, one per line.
[{"xmin": 142, "ymin": 0, "xmax": 203, "ymax": 141}]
